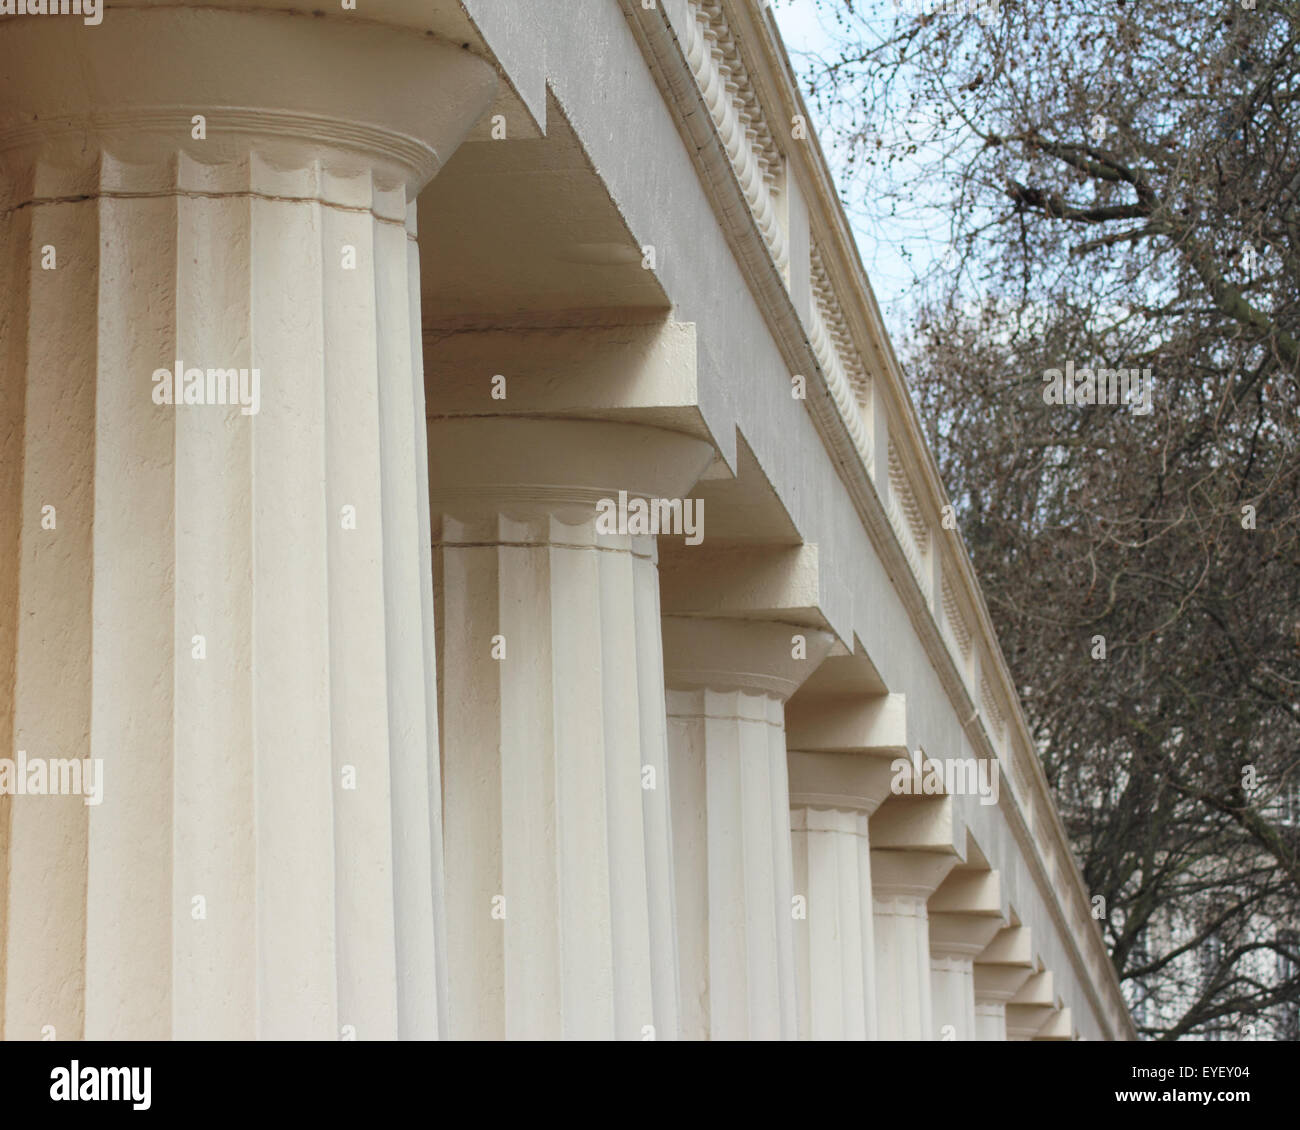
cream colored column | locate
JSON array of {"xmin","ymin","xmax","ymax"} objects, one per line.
[
  {"xmin": 973, "ymin": 924, "xmax": 1036, "ymax": 1041},
  {"xmin": 928, "ymin": 868, "xmax": 1004, "ymax": 1041},
  {"xmin": 430, "ymin": 417, "xmax": 714, "ymax": 1041},
  {"xmin": 930, "ymin": 953, "xmax": 977, "ymax": 1041},
  {"xmin": 789, "ymin": 808, "xmax": 874, "ymax": 1040},
  {"xmin": 784, "ymin": 688, "xmax": 906, "ymax": 1040},
  {"xmin": 663, "ymin": 616, "xmax": 833, "ymax": 1040},
  {"xmin": 974, "ymin": 1001, "xmax": 1006, "ymax": 1041},
  {"xmin": 870, "ymin": 796, "xmax": 959, "ymax": 1040},
  {"xmin": 0, "ymin": 8, "xmax": 496, "ymax": 1040}
]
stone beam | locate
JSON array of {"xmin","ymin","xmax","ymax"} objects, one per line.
[{"xmin": 424, "ymin": 321, "xmax": 707, "ymax": 436}]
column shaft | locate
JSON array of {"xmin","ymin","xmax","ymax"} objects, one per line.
[
  {"xmin": 664, "ymin": 616, "xmax": 832, "ymax": 1040},
  {"xmin": 431, "ymin": 417, "xmax": 713, "ymax": 1040},
  {"xmin": 873, "ymin": 893, "xmax": 935, "ymax": 1040},
  {"xmin": 790, "ymin": 807, "xmax": 876, "ymax": 1040},
  {"xmin": 975, "ymin": 1001, "xmax": 1007, "ymax": 1041},
  {"xmin": 930, "ymin": 955, "xmax": 977, "ymax": 1040},
  {"xmin": 0, "ymin": 7, "xmax": 497, "ymax": 1039}
]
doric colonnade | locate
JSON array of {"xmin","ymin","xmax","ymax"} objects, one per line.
[{"xmin": 0, "ymin": 1, "xmax": 1130, "ymax": 1041}]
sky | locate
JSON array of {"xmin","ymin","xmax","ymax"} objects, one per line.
[{"xmin": 770, "ymin": 0, "xmax": 943, "ymax": 344}]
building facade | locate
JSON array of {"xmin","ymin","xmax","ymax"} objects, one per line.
[{"xmin": 0, "ymin": 0, "xmax": 1132, "ymax": 1040}]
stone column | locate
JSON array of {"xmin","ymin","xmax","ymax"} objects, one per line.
[
  {"xmin": 430, "ymin": 416, "xmax": 714, "ymax": 1040},
  {"xmin": 928, "ymin": 867, "xmax": 1005, "ymax": 1041},
  {"xmin": 929, "ymin": 920, "xmax": 1005, "ymax": 1041},
  {"xmin": 663, "ymin": 616, "xmax": 833, "ymax": 1040},
  {"xmin": 974, "ymin": 1001, "xmax": 1007, "ymax": 1042},
  {"xmin": 784, "ymin": 687, "xmax": 906, "ymax": 1040},
  {"xmin": 869, "ymin": 795, "xmax": 960, "ymax": 1040},
  {"xmin": 0, "ymin": 8, "xmax": 496, "ymax": 1040},
  {"xmin": 973, "ymin": 925, "xmax": 1036, "ymax": 1041}
]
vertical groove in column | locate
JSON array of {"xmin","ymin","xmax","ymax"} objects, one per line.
[
  {"xmin": 498, "ymin": 525, "xmax": 559, "ymax": 1039},
  {"xmin": 0, "ymin": 169, "xmax": 98, "ymax": 1041},
  {"xmin": 597, "ymin": 533, "xmax": 654, "ymax": 1037},
  {"xmin": 739, "ymin": 703, "xmax": 780, "ymax": 1035},
  {"xmin": 249, "ymin": 161, "xmax": 337, "ymax": 1039},
  {"xmin": 667, "ymin": 688, "xmax": 709, "ymax": 1039},
  {"xmin": 630, "ymin": 544, "xmax": 679, "ymax": 1040},
  {"xmin": 704, "ymin": 701, "xmax": 748, "ymax": 1037},
  {"xmin": 766, "ymin": 699, "xmax": 798, "ymax": 1038},
  {"xmin": 406, "ymin": 201, "xmax": 449, "ymax": 1037},
  {"xmin": 85, "ymin": 157, "xmax": 177, "ymax": 1039},
  {"xmin": 436, "ymin": 522, "xmax": 507, "ymax": 1039},
  {"xmin": 548, "ymin": 526, "xmax": 617, "ymax": 1037},
  {"xmin": 372, "ymin": 197, "xmax": 441, "ymax": 1039},
  {"xmin": 320, "ymin": 187, "xmax": 398, "ymax": 1041},
  {"xmin": 172, "ymin": 155, "xmax": 255, "ymax": 1040}
]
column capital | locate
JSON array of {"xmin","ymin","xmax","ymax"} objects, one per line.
[
  {"xmin": 662, "ymin": 616, "xmax": 834, "ymax": 701},
  {"xmin": 1007, "ymin": 1003, "xmax": 1057, "ymax": 1040},
  {"xmin": 974, "ymin": 924, "xmax": 1036, "ymax": 1007},
  {"xmin": 972, "ymin": 962, "xmax": 1035, "ymax": 1005},
  {"xmin": 870, "ymin": 794, "xmax": 961, "ymax": 855},
  {"xmin": 789, "ymin": 805, "xmax": 869, "ymax": 837},
  {"xmin": 0, "ymin": 7, "xmax": 498, "ymax": 204},
  {"xmin": 928, "ymin": 864, "xmax": 1005, "ymax": 958},
  {"xmin": 929, "ymin": 913, "xmax": 1005, "ymax": 960},
  {"xmin": 870, "ymin": 849, "xmax": 958, "ymax": 903},
  {"xmin": 977, "ymin": 924, "xmax": 1035, "ymax": 966},
  {"xmin": 786, "ymin": 750, "xmax": 896, "ymax": 814},
  {"xmin": 428, "ymin": 418, "xmax": 715, "ymax": 530}
]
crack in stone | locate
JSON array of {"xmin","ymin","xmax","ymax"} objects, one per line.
[{"xmin": 4, "ymin": 188, "xmax": 412, "ymax": 234}]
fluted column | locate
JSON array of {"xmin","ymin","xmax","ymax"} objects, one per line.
[
  {"xmin": 975, "ymin": 1001, "xmax": 1006, "ymax": 1041},
  {"xmin": 868, "ymin": 789, "xmax": 960, "ymax": 1041},
  {"xmin": 664, "ymin": 616, "xmax": 833, "ymax": 1040},
  {"xmin": 430, "ymin": 417, "xmax": 714, "ymax": 1040},
  {"xmin": 789, "ymin": 808, "xmax": 875, "ymax": 1040},
  {"xmin": 0, "ymin": 7, "xmax": 496, "ymax": 1041},
  {"xmin": 929, "ymin": 925, "xmax": 1004, "ymax": 1041},
  {"xmin": 784, "ymin": 694, "xmax": 902, "ymax": 1041},
  {"xmin": 871, "ymin": 852, "xmax": 955, "ymax": 1040}
]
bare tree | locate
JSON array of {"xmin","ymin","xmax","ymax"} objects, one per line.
[{"xmin": 796, "ymin": 0, "xmax": 1300, "ymax": 1038}]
